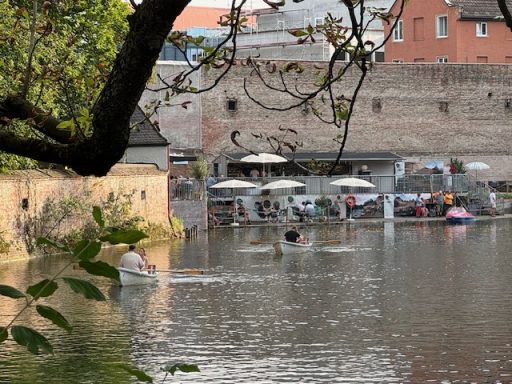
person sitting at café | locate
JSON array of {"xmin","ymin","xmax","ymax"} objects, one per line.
[
  {"xmin": 284, "ymin": 226, "xmax": 305, "ymax": 243},
  {"xmin": 304, "ymin": 201, "xmax": 315, "ymax": 219},
  {"xmin": 250, "ymin": 168, "xmax": 259, "ymax": 178},
  {"xmin": 236, "ymin": 201, "xmax": 251, "ymax": 224},
  {"xmin": 333, "ymin": 195, "xmax": 344, "ymax": 221},
  {"xmin": 208, "ymin": 208, "xmax": 221, "ymax": 226},
  {"xmin": 264, "ymin": 206, "xmax": 279, "ymax": 223}
]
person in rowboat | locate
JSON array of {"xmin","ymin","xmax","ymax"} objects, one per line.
[
  {"xmin": 119, "ymin": 244, "xmax": 145, "ymax": 271},
  {"xmin": 139, "ymin": 247, "xmax": 148, "ymax": 269},
  {"xmin": 284, "ymin": 226, "xmax": 305, "ymax": 243}
]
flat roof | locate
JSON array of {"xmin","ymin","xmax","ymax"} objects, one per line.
[{"xmin": 223, "ymin": 151, "xmax": 403, "ymax": 162}]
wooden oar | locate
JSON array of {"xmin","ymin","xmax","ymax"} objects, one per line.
[
  {"xmin": 250, "ymin": 240, "xmax": 276, "ymax": 245},
  {"xmin": 156, "ymin": 268, "xmax": 205, "ymax": 275},
  {"xmin": 310, "ymin": 240, "xmax": 341, "ymax": 244},
  {"xmin": 250, "ymin": 239, "xmax": 341, "ymax": 245}
]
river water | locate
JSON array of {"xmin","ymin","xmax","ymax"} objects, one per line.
[{"xmin": 1, "ymin": 219, "xmax": 512, "ymax": 383}]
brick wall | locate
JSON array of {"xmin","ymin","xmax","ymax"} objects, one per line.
[
  {"xmin": 0, "ymin": 165, "xmax": 169, "ymax": 262},
  {"xmin": 202, "ymin": 62, "xmax": 512, "ymax": 179}
]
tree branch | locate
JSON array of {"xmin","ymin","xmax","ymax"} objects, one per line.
[{"xmin": 497, "ymin": 0, "xmax": 512, "ymax": 30}]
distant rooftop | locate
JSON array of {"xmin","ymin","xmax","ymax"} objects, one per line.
[
  {"xmin": 449, "ymin": 0, "xmax": 512, "ymax": 19},
  {"xmin": 174, "ymin": 6, "xmax": 231, "ymax": 30},
  {"xmin": 129, "ymin": 106, "xmax": 168, "ymax": 147}
]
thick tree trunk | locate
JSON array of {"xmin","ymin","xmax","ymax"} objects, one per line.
[
  {"xmin": 0, "ymin": 0, "xmax": 190, "ymax": 176},
  {"xmin": 497, "ymin": 0, "xmax": 512, "ymax": 30}
]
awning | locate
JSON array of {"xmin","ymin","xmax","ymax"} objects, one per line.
[
  {"xmin": 170, "ymin": 149, "xmax": 200, "ymax": 162},
  {"xmin": 220, "ymin": 151, "xmax": 403, "ymax": 162}
]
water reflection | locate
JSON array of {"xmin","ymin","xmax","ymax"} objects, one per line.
[{"xmin": 1, "ymin": 220, "xmax": 512, "ymax": 383}]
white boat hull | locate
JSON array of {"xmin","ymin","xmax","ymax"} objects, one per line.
[
  {"xmin": 118, "ymin": 267, "xmax": 159, "ymax": 286},
  {"xmin": 273, "ymin": 240, "xmax": 313, "ymax": 256}
]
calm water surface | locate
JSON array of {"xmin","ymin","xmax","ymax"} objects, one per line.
[{"xmin": 1, "ymin": 220, "xmax": 512, "ymax": 383}]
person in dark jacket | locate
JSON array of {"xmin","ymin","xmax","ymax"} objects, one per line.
[{"xmin": 284, "ymin": 226, "xmax": 304, "ymax": 243}]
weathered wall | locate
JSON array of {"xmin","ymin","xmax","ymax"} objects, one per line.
[
  {"xmin": 121, "ymin": 146, "xmax": 169, "ymax": 171},
  {"xmin": 171, "ymin": 199, "xmax": 208, "ymax": 231},
  {"xmin": 139, "ymin": 61, "xmax": 202, "ymax": 150},
  {"xmin": 202, "ymin": 62, "xmax": 512, "ymax": 179},
  {"xmin": 0, "ymin": 165, "xmax": 169, "ymax": 262}
]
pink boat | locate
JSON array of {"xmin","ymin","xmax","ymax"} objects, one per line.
[{"xmin": 446, "ymin": 207, "xmax": 476, "ymax": 224}]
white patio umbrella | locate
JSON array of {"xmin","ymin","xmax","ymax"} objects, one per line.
[
  {"xmin": 260, "ymin": 180, "xmax": 306, "ymax": 190},
  {"xmin": 329, "ymin": 178, "xmax": 376, "ymax": 220},
  {"xmin": 240, "ymin": 153, "xmax": 287, "ymax": 177},
  {"xmin": 465, "ymin": 161, "xmax": 490, "ymax": 181},
  {"xmin": 210, "ymin": 180, "xmax": 258, "ymax": 189},
  {"xmin": 240, "ymin": 153, "xmax": 287, "ymax": 164},
  {"xmin": 329, "ymin": 177, "xmax": 376, "ymax": 188},
  {"xmin": 210, "ymin": 179, "xmax": 258, "ymax": 225}
]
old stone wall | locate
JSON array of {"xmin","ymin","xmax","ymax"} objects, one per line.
[
  {"xmin": 201, "ymin": 63, "xmax": 512, "ymax": 180},
  {"xmin": 0, "ymin": 165, "xmax": 169, "ymax": 262},
  {"xmin": 171, "ymin": 199, "xmax": 208, "ymax": 231}
]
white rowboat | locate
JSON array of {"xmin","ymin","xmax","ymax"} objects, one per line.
[
  {"xmin": 118, "ymin": 267, "xmax": 159, "ymax": 286},
  {"xmin": 273, "ymin": 240, "xmax": 313, "ymax": 256}
]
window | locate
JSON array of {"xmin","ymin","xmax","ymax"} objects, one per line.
[
  {"xmin": 227, "ymin": 98, "xmax": 237, "ymax": 112},
  {"xmin": 393, "ymin": 20, "xmax": 403, "ymax": 41},
  {"xmin": 436, "ymin": 15, "xmax": 448, "ymax": 38},
  {"xmin": 414, "ymin": 58, "xmax": 425, "ymax": 62},
  {"xmin": 372, "ymin": 98, "xmax": 382, "ymax": 113},
  {"xmin": 374, "ymin": 51, "xmax": 385, "ymax": 62},
  {"xmin": 506, "ymin": 56, "xmax": 512, "ymax": 63},
  {"xmin": 476, "ymin": 22, "xmax": 488, "ymax": 37},
  {"xmin": 437, "ymin": 56, "xmax": 448, "ymax": 63},
  {"xmin": 314, "ymin": 17, "xmax": 324, "ymax": 27},
  {"xmin": 413, "ymin": 17, "xmax": 425, "ymax": 41},
  {"xmin": 477, "ymin": 56, "xmax": 488, "ymax": 63},
  {"xmin": 392, "ymin": 59, "xmax": 404, "ymax": 63},
  {"xmin": 334, "ymin": 50, "xmax": 348, "ymax": 61}
]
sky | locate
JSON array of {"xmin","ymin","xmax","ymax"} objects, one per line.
[{"xmin": 190, "ymin": 0, "xmax": 268, "ymax": 8}]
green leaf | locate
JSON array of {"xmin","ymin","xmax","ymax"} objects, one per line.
[
  {"xmin": 289, "ymin": 29, "xmax": 308, "ymax": 37},
  {"xmin": 79, "ymin": 260, "xmax": 120, "ymax": 282},
  {"xmin": 163, "ymin": 363, "xmax": 200, "ymax": 376},
  {"xmin": 99, "ymin": 230, "xmax": 148, "ymax": 245},
  {"xmin": 92, "ymin": 206, "xmax": 104, "ymax": 228},
  {"xmin": 0, "ymin": 284, "xmax": 26, "ymax": 299},
  {"xmin": 11, "ymin": 326, "xmax": 53, "ymax": 354},
  {"xmin": 62, "ymin": 277, "xmax": 105, "ymax": 301},
  {"xmin": 36, "ymin": 237, "xmax": 69, "ymax": 252},
  {"xmin": 56, "ymin": 120, "xmax": 73, "ymax": 129},
  {"xmin": 26, "ymin": 279, "xmax": 58, "ymax": 299},
  {"xmin": 36, "ymin": 305, "xmax": 72, "ymax": 333},
  {"xmin": 0, "ymin": 327, "xmax": 7, "ymax": 343},
  {"xmin": 73, "ymin": 240, "xmax": 101, "ymax": 260},
  {"xmin": 118, "ymin": 364, "xmax": 153, "ymax": 382}
]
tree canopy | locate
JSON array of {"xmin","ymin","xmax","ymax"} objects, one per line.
[{"xmin": 0, "ymin": 0, "xmax": 510, "ymax": 176}]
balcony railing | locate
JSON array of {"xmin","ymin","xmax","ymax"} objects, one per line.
[{"xmin": 201, "ymin": 174, "xmax": 471, "ymax": 200}]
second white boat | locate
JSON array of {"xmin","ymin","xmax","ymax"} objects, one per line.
[
  {"xmin": 118, "ymin": 267, "xmax": 159, "ymax": 286},
  {"xmin": 273, "ymin": 240, "xmax": 313, "ymax": 256}
]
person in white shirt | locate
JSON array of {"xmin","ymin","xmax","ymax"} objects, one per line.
[
  {"xmin": 119, "ymin": 245, "xmax": 145, "ymax": 271},
  {"xmin": 249, "ymin": 168, "xmax": 259, "ymax": 178},
  {"xmin": 489, "ymin": 188, "xmax": 497, "ymax": 217}
]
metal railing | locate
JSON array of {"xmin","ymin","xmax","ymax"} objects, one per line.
[
  {"xmin": 205, "ymin": 174, "xmax": 471, "ymax": 199},
  {"xmin": 170, "ymin": 178, "xmax": 204, "ymax": 201}
]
